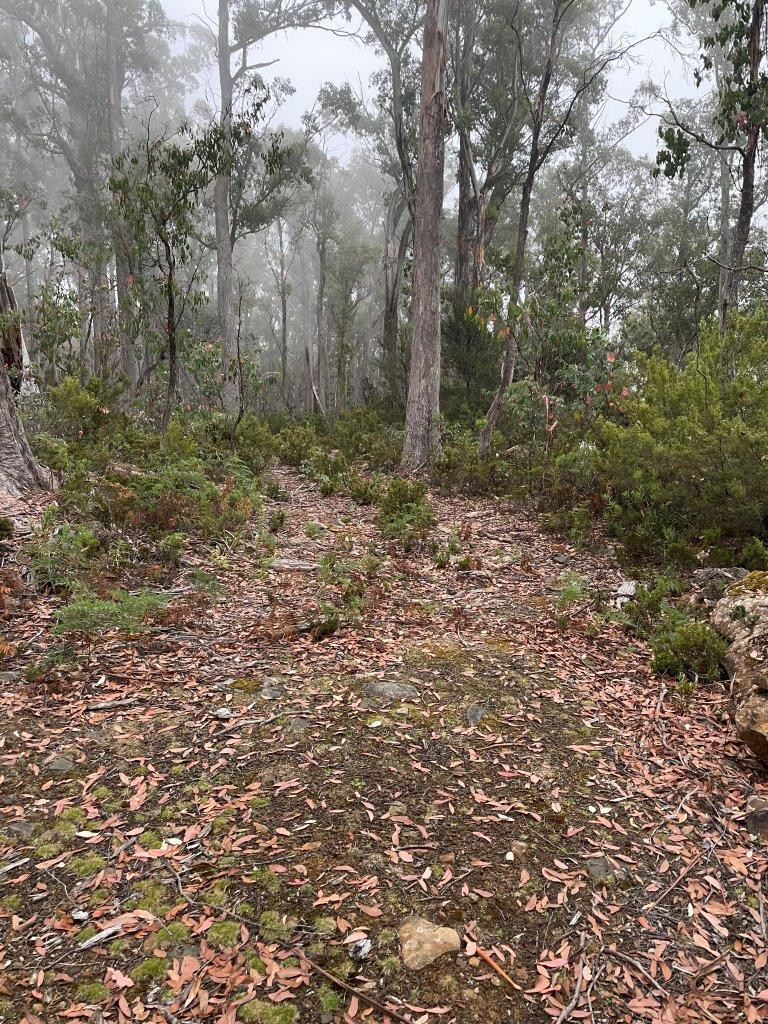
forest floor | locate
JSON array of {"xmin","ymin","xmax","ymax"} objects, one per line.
[{"xmin": 1, "ymin": 467, "xmax": 767, "ymax": 1024}]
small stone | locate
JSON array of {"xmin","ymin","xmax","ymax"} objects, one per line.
[
  {"xmin": 587, "ymin": 858, "xmax": 612, "ymax": 881},
  {"xmin": 47, "ymin": 754, "xmax": 74, "ymax": 774},
  {"xmin": 745, "ymin": 796, "xmax": 768, "ymax": 837},
  {"xmin": 364, "ymin": 681, "xmax": 419, "ymax": 701},
  {"xmin": 505, "ymin": 841, "xmax": 528, "ymax": 862},
  {"xmin": 287, "ymin": 716, "xmax": 312, "ymax": 735},
  {"xmin": 466, "ymin": 703, "xmax": 488, "ymax": 726},
  {"xmin": 388, "ymin": 802, "xmax": 408, "ymax": 816},
  {"xmin": 71, "ymin": 909, "xmax": 89, "ymax": 923},
  {"xmin": 7, "ymin": 820, "xmax": 34, "ymax": 839},
  {"xmin": 0, "ymin": 670, "xmax": 21, "ymax": 683},
  {"xmin": 467, "ymin": 956, "xmax": 481, "ymax": 967},
  {"xmin": 398, "ymin": 916, "xmax": 460, "ymax": 971},
  {"xmin": 438, "ymin": 852, "xmax": 455, "ymax": 864},
  {"xmin": 259, "ymin": 679, "xmax": 285, "ymax": 700},
  {"xmin": 552, "ymin": 554, "xmax": 569, "ymax": 565},
  {"xmin": 214, "ymin": 707, "xmax": 233, "ymax": 720}
]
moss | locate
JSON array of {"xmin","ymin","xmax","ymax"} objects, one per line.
[
  {"xmin": 110, "ymin": 938, "xmax": 129, "ymax": 952},
  {"xmin": 317, "ymin": 984, "xmax": 341, "ymax": 1013},
  {"xmin": 70, "ymin": 854, "xmax": 107, "ymax": 878},
  {"xmin": 237, "ymin": 1001, "xmax": 297, "ymax": 1024},
  {"xmin": 137, "ymin": 830, "xmax": 162, "ymax": 849},
  {"xmin": 237, "ymin": 901, "xmax": 255, "ymax": 917},
  {"xmin": 243, "ymin": 949, "xmax": 267, "ymax": 973},
  {"xmin": 0, "ymin": 895, "xmax": 22, "ymax": 912},
  {"xmin": 91, "ymin": 785, "xmax": 112, "ymax": 801},
  {"xmin": 234, "ymin": 677, "xmax": 263, "ymax": 694},
  {"xmin": 313, "ymin": 915, "xmax": 336, "ymax": 937},
  {"xmin": 53, "ymin": 820, "xmax": 78, "ymax": 839},
  {"xmin": 35, "ymin": 842, "xmax": 63, "ymax": 859},
  {"xmin": 75, "ymin": 981, "xmax": 109, "ymax": 1004},
  {"xmin": 380, "ymin": 955, "xmax": 401, "ymax": 976},
  {"xmin": 59, "ymin": 807, "xmax": 86, "ymax": 823},
  {"xmin": 207, "ymin": 921, "xmax": 241, "ymax": 949},
  {"xmin": 89, "ymin": 888, "xmax": 109, "ymax": 907},
  {"xmin": 203, "ymin": 881, "xmax": 230, "ymax": 907},
  {"xmin": 732, "ymin": 570, "xmax": 768, "ymax": 595},
  {"xmin": 248, "ymin": 868, "xmax": 280, "ymax": 894},
  {"xmin": 77, "ymin": 925, "xmax": 98, "ymax": 943},
  {"xmin": 151, "ymin": 922, "xmax": 191, "ymax": 949},
  {"xmin": 127, "ymin": 881, "xmax": 172, "ymax": 915},
  {"xmin": 258, "ymin": 910, "xmax": 296, "ymax": 942},
  {"xmin": 132, "ymin": 958, "xmax": 167, "ymax": 985},
  {"xmin": 249, "ymin": 796, "xmax": 269, "ymax": 811}
]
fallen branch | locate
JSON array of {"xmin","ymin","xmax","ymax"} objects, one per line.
[
  {"xmin": 606, "ymin": 949, "xmax": 670, "ymax": 996},
  {"xmin": 643, "ymin": 851, "xmax": 703, "ymax": 911},
  {"xmin": 475, "ymin": 945, "xmax": 521, "ymax": 990}
]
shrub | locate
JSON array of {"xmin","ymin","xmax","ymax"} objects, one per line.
[
  {"xmin": 54, "ymin": 590, "xmax": 169, "ymax": 636},
  {"xmin": 29, "ymin": 521, "xmax": 102, "ymax": 593},
  {"xmin": 651, "ymin": 621, "xmax": 727, "ymax": 681},
  {"xmin": 739, "ymin": 537, "xmax": 768, "ymax": 571},
  {"xmin": 376, "ymin": 478, "xmax": 436, "ymax": 549}
]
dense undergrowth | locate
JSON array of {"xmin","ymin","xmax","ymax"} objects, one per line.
[{"xmin": 18, "ymin": 313, "xmax": 764, "ymax": 688}]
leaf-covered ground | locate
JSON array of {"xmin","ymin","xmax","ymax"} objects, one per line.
[{"xmin": 1, "ymin": 469, "xmax": 767, "ymax": 1024}]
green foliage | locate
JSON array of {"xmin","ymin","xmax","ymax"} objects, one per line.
[
  {"xmin": 739, "ymin": 537, "xmax": 768, "ymax": 571},
  {"xmin": 651, "ymin": 621, "xmax": 726, "ymax": 682},
  {"xmin": 29, "ymin": 522, "xmax": 102, "ymax": 594},
  {"xmin": 0, "ymin": 517, "xmax": 14, "ymax": 542},
  {"xmin": 376, "ymin": 478, "xmax": 436, "ymax": 549},
  {"xmin": 54, "ymin": 590, "xmax": 169, "ymax": 636}
]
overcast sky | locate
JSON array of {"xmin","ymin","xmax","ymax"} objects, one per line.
[{"xmin": 161, "ymin": 0, "xmax": 699, "ymax": 160}]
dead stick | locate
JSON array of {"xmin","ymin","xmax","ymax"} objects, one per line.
[
  {"xmin": 475, "ymin": 946, "xmax": 520, "ymax": 990},
  {"xmin": 607, "ymin": 950, "xmax": 669, "ymax": 996},
  {"xmin": 643, "ymin": 852, "xmax": 702, "ymax": 911}
]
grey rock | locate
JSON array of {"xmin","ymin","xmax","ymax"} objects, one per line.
[
  {"xmin": 466, "ymin": 703, "xmax": 488, "ymax": 726},
  {"xmin": 0, "ymin": 670, "xmax": 21, "ymax": 684},
  {"xmin": 287, "ymin": 716, "xmax": 312, "ymax": 735},
  {"xmin": 214, "ymin": 707, "xmax": 233, "ymax": 720},
  {"xmin": 364, "ymin": 680, "xmax": 419, "ymax": 701},
  {"xmin": 6, "ymin": 820, "xmax": 34, "ymax": 839},
  {"xmin": 259, "ymin": 678, "xmax": 285, "ymax": 700},
  {"xmin": 552, "ymin": 554, "xmax": 569, "ymax": 565},
  {"xmin": 399, "ymin": 916, "xmax": 460, "ymax": 971},
  {"xmin": 47, "ymin": 754, "xmax": 74, "ymax": 774}
]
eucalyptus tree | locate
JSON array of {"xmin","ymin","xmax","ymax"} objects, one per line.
[
  {"xmin": 212, "ymin": 0, "xmax": 332, "ymax": 413},
  {"xmin": 401, "ymin": 0, "xmax": 450, "ymax": 471},
  {"xmin": 657, "ymin": 0, "xmax": 768, "ymax": 326},
  {"xmin": 0, "ymin": 0, "xmax": 168, "ymax": 374},
  {"xmin": 480, "ymin": 0, "xmax": 630, "ymax": 448}
]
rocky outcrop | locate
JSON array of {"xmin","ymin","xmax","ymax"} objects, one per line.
[{"xmin": 711, "ymin": 573, "xmax": 768, "ymax": 763}]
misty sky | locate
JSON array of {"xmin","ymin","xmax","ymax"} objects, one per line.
[{"xmin": 162, "ymin": 0, "xmax": 699, "ymax": 161}]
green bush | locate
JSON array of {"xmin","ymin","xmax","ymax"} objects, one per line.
[
  {"xmin": 651, "ymin": 621, "xmax": 727, "ymax": 681},
  {"xmin": 54, "ymin": 590, "xmax": 169, "ymax": 636},
  {"xmin": 739, "ymin": 537, "xmax": 768, "ymax": 571},
  {"xmin": 29, "ymin": 521, "xmax": 102, "ymax": 593},
  {"xmin": 376, "ymin": 478, "xmax": 436, "ymax": 549}
]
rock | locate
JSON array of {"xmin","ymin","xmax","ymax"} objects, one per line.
[
  {"xmin": 587, "ymin": 857, "xmax": 613, "ymax": 881},
  {"xmin": 287, "ymin": 716, "xmax": 312, "ymax": 735},
  {"xmin": 745, "ymin": 796, "xmax": 768, "ymax": 838},
  {"xmin": 0, "ymin": 670, "xmax": 21, "ymax": 684},
  {"xmin": 552, "ymin": 554, "xmax": 569, "ymax": 565},
  {"xmin": 363, "ymin": 680, "xmax": 419, "ymax": 701},
  {"xmin": 6, "ymin": 820, "xmax": 34, "ymax": 839},
  {"xmin": 47, "ymin": 754, "xmax": 74, "ymax": 774},
  {"xmin": 693, "ymin": 567, "xmax": 748, "ymax": 603},
  {"xmin": 711, "ymin": 575, "xmax": 768, "ymax": 763},
  {"xmin": 466, "ymin": 703, "xmax": 488, "ymax": 726},
  {"xmin": 398, "ymin": 916, "xmax": 460, "ymax": 971},
  {"xmin": 613, "ymin": 581, "xmax": 637, "ymax": 609},
  {"xmin": 259, "ymin": 678, "xmax": 285, "ymax": 700},
  {"xmin": 214, "ymin": 707, "xmax": 233, "ymax": 720}
]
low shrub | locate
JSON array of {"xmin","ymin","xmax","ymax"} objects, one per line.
[
  {"xmin": 54, "ymin": 590, "xmax": 169, "ymax": 636},
  {"xmin": 376, "ymin": 478, "xmax": 436, "ymax": 550},
  {"xmin": 651, "ymin": 621, "xmax": 727, "ymax": 681}
]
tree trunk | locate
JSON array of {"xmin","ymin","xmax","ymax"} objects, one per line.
[
  {"xmin": 401, "ymin": 0, "xmax": 450, "ymax": 472},
  {"xmin": 161, "ymin": 241, "xmax": 177, "ymax": 431},
  {"xmin": 216, "ymin": 0, "xmax": 238, "ymax": 413},
  {"xmin": 106, "ymin": 0, "xmax": 137, "ymax": 390},
  {"xmin": 316, "ymin": 238, "xmax": 328, "ymax": 408},
  {"xmin": 383, "ymin": 205, "xmax": 410, "ymax": 401},
  {"xmin": 717, "ymin": 151, "xmax": 732, "ymax": 317},
  {"xmin": 719, "ymin": 0, "xmax": 762, "ymax": 329},
  {"xmin": 0, "ymin": 254, "xmax": 47, "ymax": 495}
]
